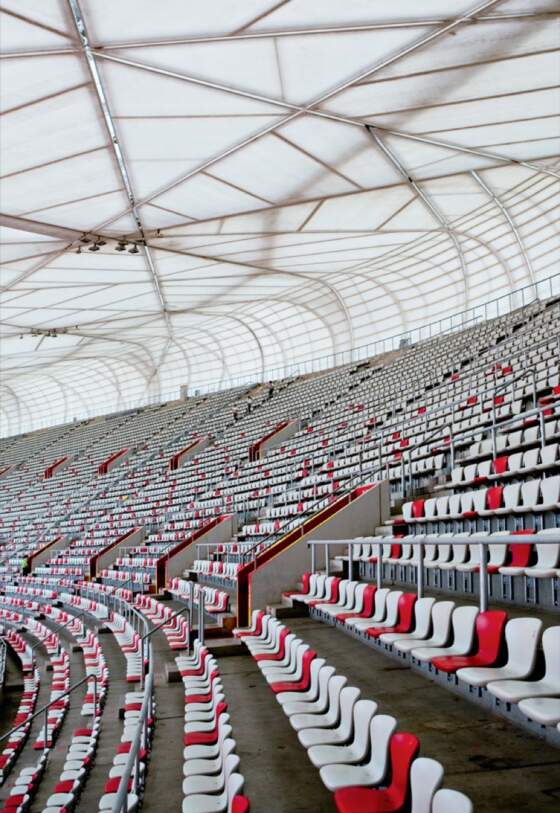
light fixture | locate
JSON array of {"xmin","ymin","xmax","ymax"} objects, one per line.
[
  {"xmin": 76, "ymin": 246, "xmax": 82, "ymax": 254},
  {"xmin": 79, "ymin": 233, "xmax": 90, "ymax": 244},
  {"xmin": 128, "ymin": 243, "xmax": 139, "ymax": 254},
  {"xmin": 96, "ymin": 238, "xmax": 107, "ymax": 247},
  {"xmin": 89, "ymin": 242, "xmax": 100, "ymax": 252},
  {"xmin": 115, "ymin": 241, "xmax": 127, "ymax": 252}
]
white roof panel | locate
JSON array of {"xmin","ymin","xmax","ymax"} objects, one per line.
[{"xmin": 1, "ymin": 0, "xmax": 558, "ymax": 434}]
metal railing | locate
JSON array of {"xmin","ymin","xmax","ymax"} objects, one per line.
[
  {"xmin": 307, "ymin": 532, "xmax": 560, "ymax": 613},
  {"xmin": 0, "ymin": 638, "xmax": 6, "ymax": 688},
  {"xmin": 0, "ymin": 673, "xmax": 98, "ymax": 753}
]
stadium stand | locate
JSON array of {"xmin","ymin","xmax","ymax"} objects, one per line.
[{"xmin": 1, "ymin": 4, "xmax": 558, "ymax": 811}]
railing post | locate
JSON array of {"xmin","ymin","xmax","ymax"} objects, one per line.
[
  {"xmin": 538, "ymin": 407, "xmax": 546, "ymax": 450},
  {"xmin": 348, "ymin": 542, "xmax": 353, "ymax": 582},
  {"xmin": 376, "ymin": 542, "xmax": 382, "ymax": 590},
  {"xmin": 417, "ymin": 542, "xmax": 424, "ymax": 599},
  {"xmin": 311, "ymin": 543, "xmax": 316, "ymax": 575},
  {"xmin": 198, "ymin": 589, "xmax": 205, "ymax": 646},
  {"xmin": 44, "ymin": 706, "xmax": 49, "ymax": 752},
  {"xmin": 325, "ymin": 544, "xmax": 330, "ymax": 577},
  {"xmin": 479, "ymin": 542, "xmax": 488, "ymax": 612}
]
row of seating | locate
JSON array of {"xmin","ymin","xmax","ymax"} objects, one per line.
[
  {"xmin": 176, "ymin": 640, "xmax": 249, "ymax": 813},
  {"xmin": 135, "ymin": 595, "xmax": 189, "ymax": 650},
  {"xmin": 235, "ymin": 611, "xmax": 472, "ymax": 812},
  {"xmin": 168, "ymin": 578, "xmax": 230, "ymax": 615},
  {"xmin": 0, "ymin": 630, "xmax": 39, "ymax": 783},
  {"xmin": 292, "ymin": 577, "xmax": 560, "ymax": 735},
  {"xmin": 344, "ymin": 533, "xmax": 560, "ymax": 579}
]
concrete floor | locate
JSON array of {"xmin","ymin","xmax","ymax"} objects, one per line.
[
  {"xmin": 219, "ymin": 654, "xmax": 337, "ymax": 813},
  {"xmin": 288, "ymin": 616, "xmax": 560, "ymax": 813}
]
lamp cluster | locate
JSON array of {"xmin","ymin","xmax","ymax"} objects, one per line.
[{"xmin": 75, "ymin": 234, "xmax": 140, "ymax": 254}]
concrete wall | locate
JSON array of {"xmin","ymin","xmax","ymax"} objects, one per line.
[
  {"xmin": 174, "ymin": 436, "xmax": 210, "ymax": 469},
  {"xmin": 95, "ymin": 526, "xmax": 145, "ymax": 574},
  {"xmin": 166, "ymin": 515, "xmax": 234, "ymax": 580},
  {"xmin": 260, "ymin": 420, "xmax": 300, "ymax": 457},
  {"xmin": 246, "ymin": 480, "xmax": 389, "ymax": 615},
  {"xmin": 30, "ymin": 535, "xmax": 69, "ymax": 570}
]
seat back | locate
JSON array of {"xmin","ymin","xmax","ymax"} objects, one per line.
[
  {"xmin": 450, "ymin": 544, "xmax": 467, "ymax": 564},
  {"xmin": 485, "ymin": 485, "xmax": 504, "ymax": 511},
  {"xmin": 473, "ymin": 610, "xmax": 507, "ymax": 663},
  {"xmin": 337, "ymin": 686, "xmax": 361, "ymax": 738},
  {"xmin": 533, "ymin": 543, "xmax": 560, "ymax": 568},
  {"xmin": 396, "ymin": 593, "xmax": 417, "ymax": 631},
  {"xmin": 412, "ymin": 597, "xmax": 436, "ymax": 638},
  {"xmin": 384, "ymin": 590, "xmax": 404, "ymax": 626},
  {"xmin": 542, "ymin": 626, "xmax": 560, "ymax": 683},
  {"xmin": 503, "ymin": 617, "xmax": 542, "ymax": 674},
  {"xmin": 325, "ymin": 675, "xmax": 347, "ymax": 721},
  {"xmin": 367, "ymin": 714, "xmax": 397, "ymax": 778},
  {"xmin": 349, "ymin": 699, "xmax": 377, "ymax": 761},
  {"xmin": 385, "ymin": 732, "xmax": 421, "ymax": 808},
  {"xmin": 410, "ymin": 757, "xmax": 444, "ymax": 813},
  {"xmin": 507, "ymin": 542, "xmax": 533, "ymax": 568},
  {"xmin": 361, "ymin": 584, "xmax": 378, "ymax": 617},
  {"xmin": 371, "ymin": 587, "xmax": 389, "ymax": 620},
  {"xmin": 520, "ymin": 479, "xmax": 540, "ymax": 509},
  {"xmin": 450, "ymin": 606, "xmax": 478, "ymax": 650},
  {"xmin": 433, "ymin": 788, "xmax": 473, "ymax": 813},
  {"xmin": 541, "ymin": 474, "xmax": 560, "ymax": 505}
]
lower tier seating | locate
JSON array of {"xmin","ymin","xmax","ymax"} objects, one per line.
[{"xmin": 234, "ymin": 611, "xmax": 472, "ymax": 812}]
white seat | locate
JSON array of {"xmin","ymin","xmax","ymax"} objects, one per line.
[
  {"xmin": 275, "ymin": 660, "xmax": 330, "ymax": 707},
  {"xmin": 282, "ymin": 666, "xmax": 335, "ymax": 716},
  {"xmin": 318, "ymin": 714, "xmax": 396, "ymax": 791},
  {"xmin": 517, "ymin": 697, "xmax": 560, "ymax": 726},
  {"xmin": 394, "ymin": 601, "xmax": 455, "ymax": 654},
  {"xmin": 295, "ymin": 686, "xmax": 360, "ymax": 746},
  {"xmin": 523, "ymin": 537, "xmax": 560, "ymax": 578},
  {"xmin": 345, "ymin": 588, "xmax": 390, "ymax": 630},
  {"xmin": 183, "ymin": 753, "xmax": 239, "ymax": 797},
  {"xmin": 409, "ymin": 757, "xmax": 444, "ymax": 813},
  {"xmin": 181, "ymin": 771, "xmax": 244, "ymax": 813},
  {"xmin": 380, "ymin": 597, "xmax": 436, "ymax": 645},
  {"xmin": 307, "ymin": 699, "xmax": 377, "ymax": 768},
  {"xmin": 411, "ymin": 605, "xmax": 478, "ymax": 662},
  {"xmin": 432, "ymin": 788, "xmax": 473, "ymax": 813},
  {"xmin": 487, "ymin": 626, "xmax": 560, "ymax": 703},
  {"xmin": 457, "ymin": 617, "xmax": 542, "ymax": 687}
]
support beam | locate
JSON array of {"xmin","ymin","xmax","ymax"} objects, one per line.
[
  {"xmin": 66, "ymin": 0, "xmax": 171, "ymax": 336},
  {"xmin": 367, "ymin": 126, "xmax": 470, "ymax": 305},
  {"xmin": 471, "ymin": 170, "xmax": 536, "ymax": 285}
]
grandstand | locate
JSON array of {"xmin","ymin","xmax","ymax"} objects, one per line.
[{"xmin": 0, "ymin": 3, "xmax": 559, "ymax": 813}]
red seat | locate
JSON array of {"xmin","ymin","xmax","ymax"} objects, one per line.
[
  {"xmin": 486, "ymin": 485, "xmax": 504, "ymax": 511},
  {"xmin": 432, "ymin": 610, "xmax": 507, "ymax": 673},
  {"xmin": 411, "ymin": 500, "xmax": 425, "ymax": 519},
  {"xmin": 338, "ymin": 585, "xmax": 376, "ymax": 623},
  {"xmin": 283, "ymin": 573, "xmax": 310, "ymax": 598},
  {"xmin": 232, "ymin": 797, "xmax": 250, "ymax": 813},
  {"xmin": 334, "ymin": 733, "xmax": 420, "ymax": 813},
  {"xmin": 308, "ymin": 578, "xmax": 341, "ymax": 608},
  {"xmin": 366, "ymin": 594, "xmax": 416, "ymax": 639},
  {"xmin": 492, "ymin": 456, "xmax": 509, "ymax": 475},
  {"xmin": 270, "ymin": 650, "xmax": 317, "ymax": 694},
  {"xmin": 183, "ymin": 702, "xmax": 228, "ymax": 746},
  {"xmin": 254, "ymin": 628, "xmax": 290, "ymax": 663},
  {"xmin": 234, "ymin": 611, "xmax": 264, "ymax": 639}
]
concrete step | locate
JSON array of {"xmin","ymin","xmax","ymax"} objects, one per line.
[{"xmin": 267, "ymin": 602, "xmax": 308, "ymax": 619}]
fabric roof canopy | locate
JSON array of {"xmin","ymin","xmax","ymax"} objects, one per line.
[{"xmin": 1, "ymin": 0, "xmax": 559, "ymax": 435}]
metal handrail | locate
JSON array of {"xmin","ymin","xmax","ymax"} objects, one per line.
[
  {"xmin": 139, "ymin": 604, "xmax": 190, "ymax": 689},
  {"xmin": 111, "ymin": 661, "xmax": 153, "ymax": 813},
  {"xmin": 0, "ymin": 673, "xmax": 98, "ymax": 752},
  {"xmin": 308, "ymin": 531, "xmax": 560, "ymax": 613}
]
